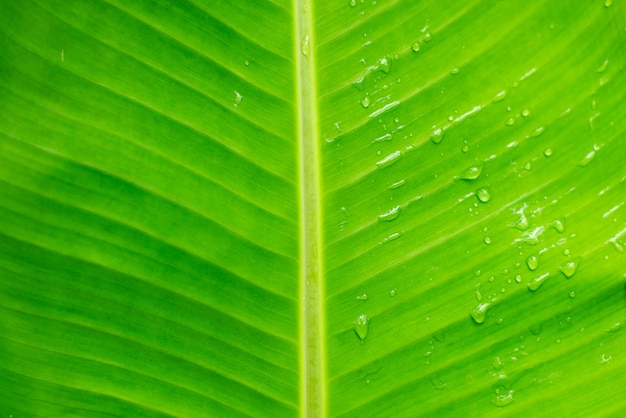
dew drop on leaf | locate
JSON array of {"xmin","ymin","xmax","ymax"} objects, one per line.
[
  {"xmin": 526, "ymin": 255, "xmax": 539, "ymax": 271},
  {"xmin": 559, "ymin": 257, "xmax": 581, "ymax": 278},
  {"xmin": 544, "ymin": 148, "xmax": 553, "ymax": 157},
  {"xmin": 529, "ymin": 126, "xmax": 545, "ymax": 137},
  {"xmin": 492, "ymin": 89, "xmax": 508, "ymax": 103},
  {"xmin": 378, "ymin": 206, "xmax": 401, "ymax": 222},
  {"xmin": 458, "ymin": 162, "xmax": 484, "ymax": 180},
  {"xmin": 492, "ymin": 389, "xmax": 514, "ymax": 407},
  {"xmin": 411, "ymin": 42, "xmax": 420, "ymax": 52},
  {"xmin": 389, "ymin": 288, "xmax": 396, "ymax": 297},
  {"xmin": 355, "ymin": 294, "xmax": 368, "ymax": 301},
  {"xmin": 376, "ymin": 150, "xmax": 402, "ymax": 169},
  {"xmin": 233, "ymin": 90, "xmax": 243, "ymax": 107},
  {"xmin": 354, "ymin": 314, "xmax": 369, "ymax": 341},
  {"xmin": 430, "ymin": 127, "xmax": 444, "ymax": 144},
  {"xmin": 470, "ymin": 302, "xmax": 490, "ymax": 324},
  {"xmin": 301, "ymin": 34, "xmax": 310, "ymax": 57},
  {"xmin": 476, "ymin": 188, "xmax": 491, "ymax": 203},
  {"xmin": 360, "ymin": 95, "xmax": 370, "ymax": 108},
  {"xmin": 388, "ymin": 179, "xmax": 406, "ymax": 189},
  {"xmin": 551, "ymin": 219, "xmax": 565, "ymax": 233},
  {"xmin": 527, "ymin": 272, "xmax": 550, "ymax": 291},
  {"xmin": 578, "ymin": 150, "xmax": 595, "ymax": 167}
]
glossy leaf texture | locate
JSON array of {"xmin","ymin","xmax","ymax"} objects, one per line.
[{"xmin": 1, "ymin": 1, "xmax": 626, "ymax": 417}]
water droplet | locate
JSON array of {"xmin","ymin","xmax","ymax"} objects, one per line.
[
  {"xmin": 521, "ymin": 109, "xmax": 530, "ymax": 117},
  {"xmin": 411, "ymin": 42, "xmax": 420, "ymax": 52},
  {"xmin": 506, "ymin": 118, "xmax": 515, "ymax": 126},
  {"xmin": 349, "ymin": 0, "xmax": 357, "ymax": 7},
  {"xmin": 605, "ymin": 0, "xmax": 612, "ymax": 8},
  {"xmin": 529, "ymin": 126, "xmax": 545, "ymax": 137},
  {"xmin": 355, "ymin": 294, "xmax": 368, "ymax": 301},
  {"xmin": 559, "ymin": 257, "xmax": 581, "ymax": 278},
  {"xmin": 544, "ymin": 148, "xmax": 553, "ymax": 157},
  {"xmin": 470, "ymin": 303, "xmax": 490, "ymax": 324},
  {"xmin": 484, "ymin": 236, "xmax": 492, "ymax": 245},
  {"xmin": 382, "ymin": 232, "xmax": 402, "ymax": 243},
  {"xmin": 360, "ymin": 95, "xmax": 370, "ymax": 108},
  {"xmin": 389, "ymin": 288, "xmax": 396, "ymax": 297},
  {"xmin": 377, "ymin": 56, "xmax": 391, "ymax": 73},
  {"xmin": 578, "ymin": 150, "xmax": 595, "ymax": 167},
  {"xmin": 378, "ymin": 206, "xmax": 401, "ymax": 222},
  {"xmin": 551, "ymin": 219, "xmax": 565, "ymax": 233},
  {"xmin": 492, "ymin": 90, "xmax": 508, "ymax": 103},
  {"xmin": 526, "ymin": 255, "xmax": 539, "ymax": 271},
  {"xmin": 300, "ymin": 34, "xmax": 310, "ymax": 57},
  {"xmin": 233, "ymin": 90, "xmax": 243, "ymax": 107},
  {"xmin": 354, "ymin": 314, "xmax": 369, "ymax": 341},
  {"xmin": 458, "ymin": 163, "xmax": 484, "ymax": 180},
  {"xmin": 376, "ymin": 150, "xmax": 402, "ymax": 169},
  {"xmin": 475, "ymin": 285, "xmax": 483, "ymax": 302},
  {"xmin": 492, "ymin": 389, "xmax": 514, "ymax": 407},
  {"xmin": 423, "ymin": 32, "xmax": 432, "ymax": 42},
  {"xmin": 462, "ymin": 144, "xmax": 469, "ymax": 153},
  {"xmin": 596, "ymin": 58, "xmax": 609, "ymax": 72},
  {"xmin": 244, "ymin": 60, "xmax": 250, "ymax": 66},
  {"xmin": 476, "ymin": 188, "xmax": 491, "ymax": 203},
  {"xmin": 430, "ymin": 127, "xmax": 445, "ymax": 144},
  {"xmin": 430, "ymin": 374, "xmax": 447, "ymax": 390},
  {"xmin": 607, "ymin": 322, "xmax": 622, "ymax": 333},
  {"xmin": 515, "ymin": 274, "xmax": 522, "ymax": 283},
  {"xmin": 450, "ymin": 67, "xmax": 459, "ymax": 75},
  {"xmin": 388, "ymin": 179, "xmax": 406, "ymax": 189},
  {"xmin": 528, "ymin": 272, "xmax": 551, "ymax": 291},
  {"xmin": 569, "ymin": 290, "xmax": 576, "ymax": 298}
]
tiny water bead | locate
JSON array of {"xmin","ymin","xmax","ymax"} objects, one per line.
[
  {"xmin": 430, "ymin": 127, "xmax": 445, "ymax": 144},
  {"xmin": 484, "ymin": 236, "xmax": 492, "ymax": 245},
  {"xmin": 492, "ymin": 389, "xmax": 514, "ymax": 407},
  {"xmin": 360, "ymin": 95, "xmax": 370, "ymax": 108},
  {"xmin": 355, "ymin": 294, "xmax": 368, "ymax": 301},
  {"xmin": 301, "ymin": 34, "xmax": 310, "ymax": 57},
  {"xmin": 551, "ymin": 219, "xmax": 565, "ymax": 233},
  {"xmin": 470, "ymin": 302, "xmax": 490, "ymax": 324},
  {"xmin": 559, "ymin": 257, "xmax": 581, "ymax": 278},
  {"xmin": 492, "ymin": 90, "xmax": 508, "ymax": 103},
  {"xmin": 354, "ymin": 314, "xmax": 369, "ymax": 341},
  {"xmin": 578, "ymin": 150, "xmax": 595, "ymax": 167},
  {"xmin": 476, "ymin": 188, "xmax": 491, "ymax": 203},
  {"xmin": 458, "ymin": 163, "xmax": 484, "ymax": 180},
  {"xmin": 233, "ymin": 90, "xmax": 243, "ymax": 107},
  {"xmin": 389, "ymin": 288, "xmax": 396, "ymax": 297},
  {"xmin": 544, "ymin": 148, "xmax": 553, "ymax": 157},
  {"xmin": 526, "ymin": 255, "xmax": 539, "ymax": 271},
  {"xmin": 388, "ymin": 179, "xmax": 406, "ymax": 189},
  {"xmin": 529, "ymin": 126, "xmax": 545, "ymax": 137},
  {"xmin": 378, "ymin": 206, "xmax": 401, "ymax": 222},
  {"xmin": 376, "ymin": 150, "xmax": 402, "ymax": 169},
  {"xmin": 411, "ymin": 42, "xmax": 420, "ymax": 52},
  {"xmin": 528, "ymin": 272, "xmax": 550, "ymax": 291}
]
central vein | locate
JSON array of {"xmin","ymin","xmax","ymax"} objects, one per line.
[{"xmin": 295, "ymin": 0, "xmax": 325, "ymax": 417}]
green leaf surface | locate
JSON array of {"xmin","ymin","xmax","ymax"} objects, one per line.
[{"xmin": 1, "ymin": 0, "xmax": 626, "ymax": 417}]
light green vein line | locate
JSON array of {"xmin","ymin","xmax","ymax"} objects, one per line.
[{"xmin": 295, "ymin": 1, "xmax": 326, "ymax": 417}]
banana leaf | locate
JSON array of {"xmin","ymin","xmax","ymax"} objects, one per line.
[{"xmin": 1, "ymin": 0, "xmax": 625, "ymax": 417}]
